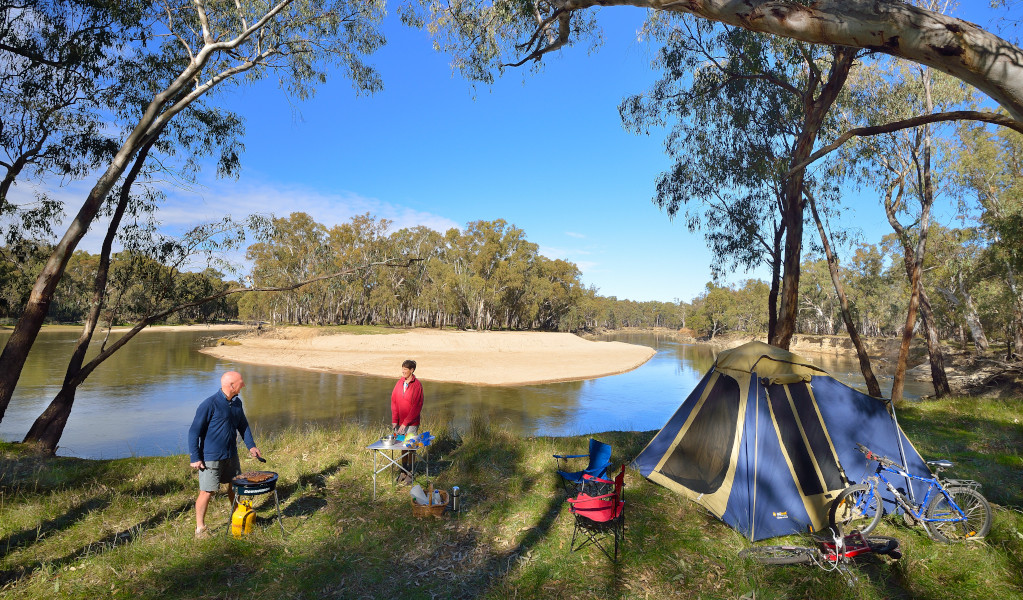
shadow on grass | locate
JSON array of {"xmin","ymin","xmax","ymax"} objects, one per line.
[
  {"xmin": 268, "ymin": 457, "xmax": 348, "ymax": 508},
  {"xmin": 0, "ymin": 500, "xmax": 193, "ymax": 587},
  {"xmin": 0, "ymin": 495, "xmax": 112, "ymax": 560}
]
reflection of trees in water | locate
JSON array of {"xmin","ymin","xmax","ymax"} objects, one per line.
[
  {"xmin": 8, "ymin": 330, "xmax": 218, "ymax": 389},
  {"xmin": 248, "ymin": 375, "xmax": 590, "ymax": 438}
]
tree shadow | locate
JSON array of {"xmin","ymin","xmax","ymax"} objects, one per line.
[
  {"xmin": 250, "ymin": 458, "xmax": 349, "ymax": 520},
  {"xmin": 0, "ymin": 499, "xmax": 193, "ymax": 587},
  {"xmin": 0, "ymin": 494, "xmax": 112, "ymax": 560}
]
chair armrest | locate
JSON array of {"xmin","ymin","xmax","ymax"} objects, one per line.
[
  {"xmin": 583, "ymin": 473, "xmax": 613, "ymax": 485},
  {"xmin": 553, "ymin": 454, "xmax": 587, "ymax": 459}
]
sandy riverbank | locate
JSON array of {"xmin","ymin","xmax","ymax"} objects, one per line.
[{"xmin": 200, "ymin": 328, "xmax": 656, "ymax": 386}]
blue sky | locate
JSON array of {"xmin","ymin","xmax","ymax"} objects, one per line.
[{"xmin": 56, "ymin": 4, "xmax": 1020, "ymax": 304}]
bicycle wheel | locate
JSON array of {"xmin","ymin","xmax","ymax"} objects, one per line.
[
  {"xmin": 739, "ymin": 546, "xmax": 816, "ymax": 565},
  {"xmin": 924, "ymin": 486, "xmax": 992, "ymax": 543},
  {"xmin": 829, "ymin": 484, "xmax": 883, "ymax": 535},
  {"xmin": 865, "ymin": 535, "xmax": 900, "ymax": 555}
]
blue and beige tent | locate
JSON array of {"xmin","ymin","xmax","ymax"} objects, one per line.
[{"xmin": 633, "ymin": 341, "xmax": 930, "ymax": 540}]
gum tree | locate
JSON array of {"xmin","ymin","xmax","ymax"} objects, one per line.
[
  {"xmin": 411, "ymin": 0, "xmax": 1023, "ymax": 123},
  {"xmin": 0, "ymin": 0, "xmax": 387, "ymax": 423}
]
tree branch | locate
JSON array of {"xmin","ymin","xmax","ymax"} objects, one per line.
[{"xmin": 785, "ymin": 110, "xmax": 1023, "ymax": 177}]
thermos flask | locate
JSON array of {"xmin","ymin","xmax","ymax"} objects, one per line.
[{"xmin": 451, "ymin": 486, "xmax": 460, "ymax": 512}]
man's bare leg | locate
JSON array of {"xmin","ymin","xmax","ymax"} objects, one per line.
[{"xmin": 195, "ymin": 490, "xmax": 213, "ymax": 532}]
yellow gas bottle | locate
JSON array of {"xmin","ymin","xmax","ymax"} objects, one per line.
[{"xmin": 231, "ymin": 498, "xmax": 255, "ymax": 537}]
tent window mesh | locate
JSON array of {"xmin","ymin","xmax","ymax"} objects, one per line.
[
  {"xmin": 787, "ymin": 383, "xmax": 845, "ymax": 491},
  {"xmin": 767, "ymin": 385, "xmax": 825, "ymax": 496},
  {"xmin": 661, "ymin": 375, "xmax": 740, "ymax": 494}
]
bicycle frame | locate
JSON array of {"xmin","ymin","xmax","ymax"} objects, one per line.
[
  {"xmin": 863, "ymin": 460, "xmax": 968, "ymax": 525},
  {"xmin": 816, "ymin": 531, "xmax": 881, "ymax": 562}
]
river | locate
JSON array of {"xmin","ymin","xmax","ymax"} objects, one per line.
[{"xmin": 0, "ymin": 328, "xmax": 934, "ymax": 459}]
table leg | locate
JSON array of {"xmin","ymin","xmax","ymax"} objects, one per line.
[
  {"xmin": 373, "ymin": 451, "xmax": 378, "ymax": 501},
  {"xmin": 273, "ymin": 489, "xmax": 285, "ymax": 535}
]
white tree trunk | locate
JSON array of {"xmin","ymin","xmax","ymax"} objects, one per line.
[{"xmin": 553, "ymin": 0, "xmax": 1023, "ymax": 121}]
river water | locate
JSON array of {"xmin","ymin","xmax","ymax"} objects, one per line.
[{"xmin": 0, "ymin": 329, "xmax": 934, "ymax": 459}]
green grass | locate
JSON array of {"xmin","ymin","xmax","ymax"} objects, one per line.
[{"xmin": 2, "ymin": 400, "xmax": 1022, "ymax": 599}]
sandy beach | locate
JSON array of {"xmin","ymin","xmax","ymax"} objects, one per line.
[{"xmin": 199, "ymin": 328, "xmax": 656, "ymax": 385}]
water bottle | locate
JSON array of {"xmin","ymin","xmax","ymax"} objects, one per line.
[{"xmin": 451, "ymin": 485, "xmax": 460, "ymax": 512}]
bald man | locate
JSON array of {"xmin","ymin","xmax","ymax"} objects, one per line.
[{"xmin": 188, "ymin": 371, "xmax": 262, "ymax": 538}]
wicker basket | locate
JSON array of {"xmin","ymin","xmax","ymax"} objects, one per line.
[{"xmin": 411, "ymin": 484, "xmax": 449, "ymax": 518}]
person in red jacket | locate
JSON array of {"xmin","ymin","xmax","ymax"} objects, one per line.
[{"xmin": 391, "ymin": 359, "xmax": 423, "ymax": 484}]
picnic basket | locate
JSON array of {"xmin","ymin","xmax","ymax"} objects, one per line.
[{"xmin": 411, "ymin": 484, "xmax": 449, "ymax": 518}]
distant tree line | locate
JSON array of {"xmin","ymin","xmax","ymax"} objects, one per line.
[{"xmin": 2, "ymin": 212, "xmax": 1018, "ymax": 354}]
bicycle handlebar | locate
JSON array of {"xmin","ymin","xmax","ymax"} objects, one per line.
[{"xmin": 855, "ymin": 443, "xmax": 900, "ymax": 469}]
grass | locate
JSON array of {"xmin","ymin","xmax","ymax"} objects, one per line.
[{"xmin": 1, "ymin": 400, "xmax": 1022, "ymax": 599}]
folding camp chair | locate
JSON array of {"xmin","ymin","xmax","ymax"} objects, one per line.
[
  {"xmin": 566, "ymin": 464, "xmax": 626, "ymax": 562},
  {"xmin": 553, "ymin": 438, "xmax": 611, "ymax": 494}
]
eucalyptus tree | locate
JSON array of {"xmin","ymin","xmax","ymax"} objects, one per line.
[
  {"xmin": 445, "ymin": 219, "xmax": 538, "ymax": 330},
  {"xmin": 926, "ymin": 225, "xmax": 990, "ymax": 354},
  {"xmin": 844, "ymin": 242, "xmax": 901, "ymax": 338},
  {"xmin": 621, "ymin": 18, "xmax": 858, "ymax": 351},
  {"xmin": 805, "ymin": 187, "xmax": 883, "ymax": 396},
  {"xmin": 246, "ymin": 212, "xmax": 329, "ymax": 324},
  {"xmin": 1, "ymin": 0, "xmax": 141, "ymax": 279},
  {"xmin": 384, "ymin": 225, "xmax": 446, "ymax": 326},
  {"xmin": 797, "ymin": 258, "xmax": 838, "ymax": 335},
  {"xmin": 691, "ymin": 282, "xmax": 733, "ymax": 339},
  {"xmin": 411, "ymin": 0, "xmax": 1023, "ymax": 125},
  {"xmin": 621, "ymin": 20, "xmax": 785, "ymax": 342},
  {"xmin": 842, "ymin": 51, "xmax": 971, "ymax": 401},
  {"xmin": 326, "ymin": 213, "xmax": 392, "ymax": 324},
  {"xmin": 0, "ymin": 0, "xmax": 388, "ymax": 424},
  {"xmin": 955, "ymin": 122, "xmax": 1023, "ymax": 357},
  {"xmin": 730, "ymin": 279, "xmax": 769, "ymax": 333},
  {"xmin": 529, "ymin": 256, "xmax": 583, "ymax": 330}
]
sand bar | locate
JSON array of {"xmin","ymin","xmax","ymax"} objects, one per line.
[{"xmin": 199, "ymin": 328, "xmax": 656, "ymax": 386}]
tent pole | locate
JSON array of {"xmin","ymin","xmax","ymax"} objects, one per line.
[{"xmin": 887, "ymin": 398, "xmax": 916, "ymax": 504}]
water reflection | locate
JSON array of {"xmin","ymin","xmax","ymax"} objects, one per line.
[{"xmin": 0, "ymin": 328, "xmax": 933, "ymax": 459}]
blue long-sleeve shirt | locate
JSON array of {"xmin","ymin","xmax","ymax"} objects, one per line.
[{"xmin": 188, "ymin": 389, "xmax": 256, "ymax": 462}]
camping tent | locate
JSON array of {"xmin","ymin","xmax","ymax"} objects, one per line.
[{"xmin": 632, "ymin": 341, "xmax": 931, "ymax": 540}]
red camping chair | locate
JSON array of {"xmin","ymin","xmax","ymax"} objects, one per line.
[{"xmin": 566, "ymin": 464, "xmax": 626, "ymax": 561}]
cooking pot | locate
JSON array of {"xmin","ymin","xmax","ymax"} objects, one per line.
[{"xmin": 231, "ymin": 471, "xmax": 279, "ymax": 496}]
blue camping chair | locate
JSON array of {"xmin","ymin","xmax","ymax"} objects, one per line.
[{"xmin": 554, "ymin": 438, "xmax": 612, "ymax": 493}]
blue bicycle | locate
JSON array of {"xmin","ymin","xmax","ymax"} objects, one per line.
[{"xmin": 828, "ymin": 443, "xmax": 992, "ymax": 543}]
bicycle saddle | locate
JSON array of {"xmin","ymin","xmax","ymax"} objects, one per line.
[{"xmin": 926, "ymin": 459, "xmax": 954, "ymax": 469}]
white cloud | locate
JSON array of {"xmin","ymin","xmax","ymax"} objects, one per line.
[
  {"xmin": 538, "ymin": 244, "xmax": 592, "ymax": 261},
  {"xmin": 8, "ymin": 175, "xmax": 461, "ymax": 275},
  {"xmin": 565, "ymin": 231, "xmax": 586, "ymax": 239},
  {"xmin": 159, "ymin": 179, "xmax": 460, "ymax": 234}
]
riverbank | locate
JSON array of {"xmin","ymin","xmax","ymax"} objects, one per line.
[
  {"xmin": 200, "ymin": 327, "xmax": 656, "ymax": 385},
  {"xmin": 1, "ymin": 397, "xmax": 1020, "ymax": 600}
]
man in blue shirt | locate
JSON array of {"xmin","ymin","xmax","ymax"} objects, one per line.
[{"xmin": 188, "ymin": 371, "xmax": 262, "ymax": 538}]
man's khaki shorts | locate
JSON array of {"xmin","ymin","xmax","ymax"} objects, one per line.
[{"xmin": 197, "ymin": 455, "xmax": 241, "ymax": 492}]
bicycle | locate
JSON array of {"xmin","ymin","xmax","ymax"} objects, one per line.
[
  {"xmin": 829, "ymin": 443, "xmax": 992, "ymax": 543},
  {"xmin": 739, "ymin": 529, "xmax": 901, "ymax": 584}
]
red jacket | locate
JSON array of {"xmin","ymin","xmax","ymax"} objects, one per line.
[{"xmin": 391, "ymin": 377, "xmax": 423, "ymax": 427}]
